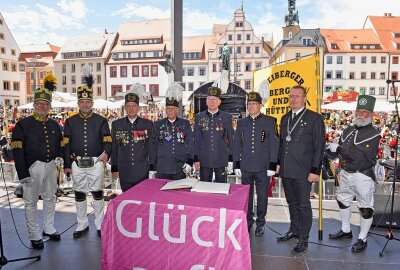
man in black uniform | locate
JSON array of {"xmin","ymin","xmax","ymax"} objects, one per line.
[
  {"xmin": 277, "ymin": 85, "xmax": 325, "ymax": 253},
  {"xmin": 193, "ymin": 86, "xmax": 233, "ymax": 182},
  {"xmin": 63, "ymin": 71, "xmax": 111, "ymax": 238},
  {"xmin": 327, "ymin": 95, "xmax": 380, "ymax": 252},
  {"xmin": 111, "ymin": 86, "xmax": 153, "ymax": 191},
  {"xmin": 233, "ymin": 91, "xmax": 279, "ymax": 236},
  {"xmin": 151, "ymin": 83, "xmax": 194, "ymax": 180},
  {"xmin": 11, "ymin": 78, "xmax": 63, "ymax": 249}
]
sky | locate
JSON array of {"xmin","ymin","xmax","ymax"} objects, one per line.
[{"xmin": 1, "ymin": 0, "xmax": 400, "ymax": 48}]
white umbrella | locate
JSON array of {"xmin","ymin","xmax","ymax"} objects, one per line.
[
  {"xmin": 17, "ymin": 100, "xmax": 75, "ymax": 109},
  {"xmin": 93, "ymin": 99, "xmax": 122, "ymax": 109}
]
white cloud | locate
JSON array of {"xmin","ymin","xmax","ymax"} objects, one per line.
[
  {"xmin": 56, "ymin": 0, "xmax": 88, "ymax": 19},
  {"xmin": 111, "ymin": 3, "xmax": 170, "ymax": 19},
  {"xmin": 183, "ymin": 9, "xmax": 228, "ymax": 36}
]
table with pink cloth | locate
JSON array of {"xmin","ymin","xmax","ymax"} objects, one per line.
[{"xmin": 102, "ymin": 179, "xmax": 251, "ymax": 270}]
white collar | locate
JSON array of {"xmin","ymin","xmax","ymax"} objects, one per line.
[
  {"xmin": 208, "ymin": 109, "xmax": 219, "ymax": 115},
  {"xmin": 293, "ymin": 107, "xmax": 305, "ymax": 115},
  {"xmin": 128, "ymin": 116, "xmax": 137, "ymax": 124},
  {"xmin": 168, "ymin": 118, "xmax": 176, "ymax": 123}
]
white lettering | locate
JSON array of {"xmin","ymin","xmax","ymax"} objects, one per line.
[
  {"xmin": 192, "ymin": 216, "xmax": 214, "ymax": 247},
  {"xmin": 148, "ymin": 202, "xmax": 159, "ymax": 241},
  {"xmin": 218, "ymin": 208, "xmax": 242, "ymax": 250},
  {"xmin": 116, "ymin": 200, "xmax": 142, "ymax": 238},
  {"xmin": 163, "ymin": 204, "xmax": 186, "ymax": 243}
]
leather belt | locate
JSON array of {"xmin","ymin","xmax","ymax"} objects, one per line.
[
  {"xmin": 344, "ymin": 169, "xmax": 360, "ymax": 173},
  {"xmin": 75, "ymin": 157, "xmax": 94, "ymax": 168}
]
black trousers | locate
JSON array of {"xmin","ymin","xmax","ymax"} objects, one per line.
[
  {"xmin": 157, "ymin": 170, "xmax": 186, "ymax": 180},
  {"xmin": 200, "ymin": 167, "xmax": 226, "ymax": 183},
  {"xmin": 120, "ymin": 179, "xmax": 143, "ymax": 192},
  {"xmin": 282, "ymin": 177, "xmax": 312, "ymax": 240},
  {"xmin": 242, "ymin": 170, "xmax": 269, "ymax": 227}
]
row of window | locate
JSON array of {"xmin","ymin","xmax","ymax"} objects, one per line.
[
  {"xmin": 110, "ymin": 65, "xmax": 158, "ymax": 78},
  {"xmin": 182, "ymin": 52, "xmax": 201, "ymax": 59},
  {"xmin": 2, "ymin": 81, "xmax": 20, "ymax": 91},
  {"xmin": 61, "ymin": 86, "xmax": 102, "ymax": 96},
  {"xmin": 183, "ymin": 67, "xmax": 206, "ymax": 77},
  {"xmin": 110, "ymin": 84, "xmax": 159, "ymax": 96},
  {"xmin": 62, "ymin": 51, "xmax": 100, "ymax": 59},
  {"xmin": 227, "ymin": 32, "xmax": 251, "ymax": 42},
  {"xmin": 325, "ymin": 71, "xmax": 387, "ymax": 80},
  {"xmin": 325, "ymin": 85, "xmax": 399, "ymax": 96},
  {"xmin": 0, "ymin": 47, "xmax": 16, "ymax": 55},
  {"xmin": 61, "ymin": 74, "xmax": 102, "ymax": 85},
  {"xmin": 219, "ymin": 46, "xmax": 260, "ymax": 55},
  {"xmin": 62, "ymin": 63, "xmax": 102, "ymax": 73},
  {"xmin": 2, "ymin": 61, "xmax": 17, "ymax": 72},
  {"xmin": 326, "ymin": 55, "xmax": 393, "ymax": 64},
  {"xmin": 112, "ymin": 51, "xmax": 162, "ymax": 60},
  {"xmin": 121, "ymin": 38, "xmax": 161, "ymax": 46},
  {"xmin": 3, "ymin": 99, "xmax": 20, "ymax": 106},
  {"xmin": 212, "ymin": 62, "xmax": 262, "ymax": 72}
]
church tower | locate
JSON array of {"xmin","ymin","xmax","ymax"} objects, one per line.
[{"xmin": 282, "ymin": 0, "xmax": 301, "ymax": 39}]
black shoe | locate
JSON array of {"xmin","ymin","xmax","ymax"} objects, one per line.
[
  {"xmin": 43, "ymin": 231, "xmax": 61, "ymax": 241},
  {"xmin": 292, "ymin": 240, "xmax": 308, "ymax": 253},
  {"xmin": 277, "ymin": 231, "xmax": 299, "ymax": 242},
  {"xmin": 73, "ymin": 226, "xmax": 89, "ymax": 239},
  {"xmin": 97, "ymin": 230, "xmax": 101, "ymax": 237},
  {"xmin": 255, "ymin": 226, "xmax": 265, "ymax": 237},
  {"xmin": 329, "ymin": 229, "xmax": 353, "ymax": 240},
  {"xmin": 31, "ymin": 239, "xmax": 44, "ymax": 249},
  {"xmin": 351, "ymin": 239, "xmax": 367, "ymax": 253}
]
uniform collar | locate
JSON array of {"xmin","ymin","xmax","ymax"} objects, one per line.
[
  {"xmin": 249, "ymin": 113, "xmax": 261, "ymax": 121},
  {"xmin": 32, "ymin": 112, "xmax": 48, "ymax": 122},
  {"xmin": 292, "ymin": 107, "xmax": 305, "ymax": 117},
  {"xmin": 167, "ymin": 117, "xmax": 178, "ymax": 124},
  {"xmin": 206, "ymin": 109, "xmax": 220, "ymax": 117},
  {"xmin": 78, "ymin": 111, "xmax": 93, "ymax": 119},
  {"xmin": 126, "ymin": 116, "xmax": 138, "ymax": 125}
]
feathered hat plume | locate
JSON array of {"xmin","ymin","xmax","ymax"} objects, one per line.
[
  {"xmin": 128, "ymin": 83, "xmax": 145, "ymax": 99},
  {"xmin": 258, "ymin": 80, "xmax": 270, "ymax": 104},
  {"xmin": 43, "ymin": 73, "xmax": 57, "ymax": 92},
  {"xmin": 81, "ymin": 64, "xmax": 95, "ymax": 88},
  {"xmin": 166, "ymin": 82, "xmax": 183, "ymax": 102}
]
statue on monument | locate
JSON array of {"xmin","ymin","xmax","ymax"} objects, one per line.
[{"xmin": 219, "ymin": 42, "xmax": 230, "ymax": 71}]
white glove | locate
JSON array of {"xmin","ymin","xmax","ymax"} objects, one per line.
[
  {"xmin": 19, "ymin": 177, "xmax": 33, "ymax": 184},
  {"xmin": 182, "ymin": 163, "xmax": 192, "ymax": 174},
  {"xmin": 148, "ymin": 171, "xmax": 157, "ymax": 179},
  {"xmin": 226, "ymin": 162, "xmax": 233, "ymax": 174},
  {"xmin": 327, "ymin": 143, "xmax": 339, "ymax": 153},
  {"xmin": 234, "ymin": 169, "xmax": 242, "ymax": 177},
  {"xmin": 55, "ymin": 157, "xmax": 64, "ymax": 166},
  {"xmin": 267, "ymin": 170, "xmax": 275, "ymax": 177}
]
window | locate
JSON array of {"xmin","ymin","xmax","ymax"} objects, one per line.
[
  {"xmin": 97, "ymin": 87, "xmax": 102, "ymax": 96},
  {"xmin": 236, "ymin": 46, "xmax": 241, "ymax": 54},
  {"xmin": 379, "ymin": 87, "xmax": 385, "ymax": 95},
  {"xmin": 30, "ymin": 72, "xmax": 35, "ymax": 80},
  {"xmin": 326, "ymin": 56, "xmax": 332, "ymax": 64},
  {"xmin": 326, "ymin": 71, "xmax": 333, "ymax": 79},
  {"xmin": 349, "ymin": 72, "xmax": 355, "ymax": 79},
  {"xmin": 187, "ymin": 68, "xmax": 194, "ymax": 76},
  {"xmin": 295, "ymin": 53, "xmax": 301, "ymax": 58},
  {"xmin": 393, "ymin": 56, "xmax": 399, "ymax": 64},
  {"xmin": 380, "ymin": 72, "xmax": 386, "ymax": 79},
  {"xmin": 235, "ymin": 63, "xmax": 241, "ymax": 72},
  {"xmin": 237, "ymin": 34, "xmax": 242, "ymax": 41},
  {"xmin": 142, "ymin": 65, "xmax": 149, "ymax": 77},
  {"xmin": 337, "ymin": 56, "xmax": 343, "ymax": 64},
  {"xmin": 350, "ymin": 56, "xmax": 355, "ymax": 64},
  {"xmin": 369, "ymin": 87, "xmax": 375, "ymax": 95},
  {"xmin": 72, "ymin": 87, "xmax": 76, "ymax": 93},
  {"xmin": 120, "ymin": 66, "xmax": 127, "ymax": 77},
  {"xmin": 0, "ymin": 19, "xmax": 3, "ymax": 25},
  {"xmin": 255, "ymin": 46, "xmax": 260, "ymax": 53},
  {"xmin": 11, "ymin": 49, "xmax": 16, "ymax": 56},
  {"xmin": 235, "ymin": 21, "xmax": 243, "ymax": 27},
  {"xmin": 246, "ymin": 34, "xmax": 251, "ymax": 40},
  {"xmin": 381, "ymin": 56, "xmax": 386, "ymax": 63},
  {"xmin": 97, "ymin": 63, "xmax": 101, "ymax": 71},
  {"xmin": 13, "ymin": 82, "xmax": 20, "ymax": 91},
  {"xmin": 111, "ymin": 85, "xmax": 122, "ymax": 97},
  {"xmin": 3, "ymin": 81, "xmax": 10, "ymax": 90},
  {"xmin": 62, "ymin": 76, "xmax": 66, "ymax": 85},
  {"xmin": 371, "ymin": 56, "xmax": 376, "ymax": 63},
  {"xmin": 19, "ymin": 64, "xmax": 25, "ymax": 71},
  {"xmin": 256, "ymin": 62, "xmax": 262, "ymax": 69},
  {"xmin": 361, "ymin": 56, "xmax": 367, "ymax": 63},
  {"xmin": 390, "ymin": 86, "xmax": 399, "ymax": 96},
  {"xmin": 302, "ymin": 38, "xmax": 312, "ymax": 46},
  {"xmin": 71, "ymin": 75, "xmax": 76, "ymax": 85},
  {"xmin": 245, "ymin": 46, "xmax": 251, "ymax": 54},
  {"xmin": 62, "ymin": 64, "xmax": 66, "ymax": 73},
  {"xmin": 2, "ymin": 61, "xmax": 8, "ymax": 71},
  {"xmin": 245, "ymin": 80, "xmax": 251, "ymax": 90},
  {"xmin": 151, "ymin": 65, "xmax": 158, "ymax": 77},
  {"xmin": 245, "ymin": 63, "xmax": 251, "ymax": 72},
  {"xmin": 348, "ymin": 86, "xmax": 355, "ymax": 91},
  {"xmin": 97, "ymin": 75, "xmax": 101, "ymax": 84},
  {"xmin": 360, "ymin": 87, "xmax": 366, "ymax": 95},
  {"xmin": 336, "ymin": 71, "xmax": 342, "ymax": 79},
  {"xmin": 199, "ymin": 67, "xmax": 205, "ymax": 76},
  {"xmin": 0, "ymin": 47, "xmax": 5, "ymax": 54},
  {"xmin": 150, "ymin": 84, "xmax": 159, "ymax": 96},
  {"xmin": 371, "ymin": 72, "xmax": 376, "ymax": 79},
  {"xmin": 0, "ymin": 33, "xmax": 4, "ymax": 39},
  {"xmin": 228, "ymin": 34, "xmax": 232, "ymax": 41},
  {"xmin": 110, "ymin": 66, "xmax": 117, "ymax": 77},
  {"xmin": 325, "ymin": 86, "xmax": 332, "ymax": 92},
  {"xmin": 11, "ymin": 63, "xmax": 16, "ymax": 72},
  {"xmin": 132, "ymin": 66, "xmax": 139, "ymax": 77},
  {"xmin": 188, "ymin": 82, "xmax": 194, "ymax": 91},
  {"xmin": 212, "ymin": 63, "xmax": 217, "ymax": 72},
  {"xmin": 335, "ymin": 85, "xmax": 343, "ymax": 90},
  {"xmin": 71, "ymin": 64, "xmax": 75, "ymax": 73},
  {"xmin": 392, "ymin": 71, "xmax": 399, "ymax": 80},
  {"xmin": 361, "ymin": 72, "xmax": 367, "ymax": 79}
]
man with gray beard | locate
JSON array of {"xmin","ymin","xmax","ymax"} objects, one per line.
[{"xmin": 326, "ymin": 95, "xmax": 381, "ymax": 253}]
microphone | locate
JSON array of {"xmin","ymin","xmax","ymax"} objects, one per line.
[{"xmin": 386, "ymin": 79, "xmax": 400, "ymax": 84}]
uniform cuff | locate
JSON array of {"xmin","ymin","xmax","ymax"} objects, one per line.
[
  {"xmin": 186, "ymin": 158, "xmax": 194, "ymax": 166},
  {"xmin": 111, "ymin": 165, "xmax": 118, "ymax": 173},
  {"xmin": 268, "ymin": 162, "xmax": 277, "ymax": 171},
  {"xmin": 194, "ymin": 155, "xmax": 199, "ymax": 162},
  {"xmin": 310, "ymin": 167, "xmax": 319, "ymax": 175}
]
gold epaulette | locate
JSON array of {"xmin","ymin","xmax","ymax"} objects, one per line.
[
  {"xmin": 103, "ymin": 135, "xmax": 112, "ymax": 143},
  {"xmin": 10, "ymin": 141, "xmax": 22, "ymax": 149}
]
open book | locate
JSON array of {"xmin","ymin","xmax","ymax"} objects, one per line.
[{"xmin": 160, "ymin": 178, "xmax": 230, "ymax": 195}]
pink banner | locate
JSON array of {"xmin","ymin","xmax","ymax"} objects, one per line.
[{"xmin": 102, "ymin": 179, "xmax": 251, "ymax": 270}]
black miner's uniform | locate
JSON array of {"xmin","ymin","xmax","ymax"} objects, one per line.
[{"xmin": 111, "ymin": 116, "xmax": 153, "ymax": 191}]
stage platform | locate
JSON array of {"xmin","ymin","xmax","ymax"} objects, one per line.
[{"xmin": 0, "ymin": 187, "xmax": 399, "ymax": 270}]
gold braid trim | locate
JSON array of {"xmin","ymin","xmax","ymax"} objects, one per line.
[
  {"xmin": 11, "ymin": 141, "xmax": 22, "ymax": 149},
  {"xmin": 103, "ymin": 135, "xmax": 112, "ymax": 143}
]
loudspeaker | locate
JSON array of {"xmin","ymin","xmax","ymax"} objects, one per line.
[{"xmin": 372, "ymin": 193, "xmax": 400, "ymax": 229}]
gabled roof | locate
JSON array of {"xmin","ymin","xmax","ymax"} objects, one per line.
[
  {"xmin": 20, "ymin": 43, "xmax": 60, "ymax": 54},
  {"xmin": 183, "ymin": 35, "xmax": 209, "ymax": 52},
  {"xmin": 320, "ymin": 28, "xmax": 386, "ymax": 53},
  {"xmin": 365, "ymin": 15, "xmax": 400, "ymax": 52},
  {"xmin": 284, "ymin": 29, "xmax": 325, "ymax": 47}
]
